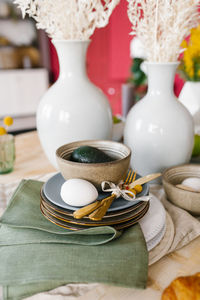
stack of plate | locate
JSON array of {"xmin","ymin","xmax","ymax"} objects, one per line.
[
  {"xmin": 40, "ymin": 173, "xmax": 150, "ymax": 230},
  {"xmin": 139, "ymin": 194, "xmax": 166, "ymax": 251}
]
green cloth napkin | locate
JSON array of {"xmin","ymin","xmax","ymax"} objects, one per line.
[{"xmin": 0, "ymin": 180, "xmax": 148, "ymax": 300}]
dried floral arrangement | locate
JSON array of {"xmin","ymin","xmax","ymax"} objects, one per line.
[
  {"xmin": 14, "ymin": 0, "xmax": 119, "ymax": 40},
  {"xmin": 127, "ymin": 0, "xmax": 200, "ymax": 62},
  {"xmin": 180, "ymin": 25, "xmax": 200, "ymax": 81}
]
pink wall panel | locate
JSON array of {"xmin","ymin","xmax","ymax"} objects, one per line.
[
  {"xmin": 87, "ymin": 0, "xmax": 132, "ymax": 114},
  {"xmin": 108, "ymin": 0, "xmax": 132, "ymax": 81}
]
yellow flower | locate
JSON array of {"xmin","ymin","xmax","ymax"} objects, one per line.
[
  {"xmin": 181, "ymin": 40, "xmax": 187, "ymax": 49},
  {"xmin": 0, "ymin": 127, "xmax": 7, "ymax": 135},
  {"xmin": 183, "ymin": 51, "xmax": 194, "ymax": 78},
  {"xmin": 181, "ymin": 25, "xmax": 200, "ymax": 80},
  {"xmin": 3, "ymin": 116, "xmax": 13, "ymax": 127}
]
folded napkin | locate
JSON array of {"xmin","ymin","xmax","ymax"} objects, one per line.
[{"xmin": 0, "ymin": 180, "xmax": 148, "ymax": 300}]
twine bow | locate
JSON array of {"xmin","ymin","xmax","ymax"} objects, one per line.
[
  {"xmin": 101, "ymin": 181, "xmax": 151, "ymax": 202},
  {"xmin": 101, "ymin": 181, "xmax": 136, "ymax": 201}
]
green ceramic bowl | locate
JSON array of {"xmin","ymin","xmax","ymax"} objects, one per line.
[
  {"xmin": 162, "ymin": 164, "xmax": 200, "ymax": 215},
  {"xmin": 56, "ymin": 140, "xmax": 131, "ymax": 190}
]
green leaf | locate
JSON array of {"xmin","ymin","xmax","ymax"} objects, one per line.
[
  {"xmin": 133, "ymin": 71, "xmax": 146, "ymax": 86},
  {"xmin": 131, "ymin": 58, "xmax": 144, "ymax": 73}
]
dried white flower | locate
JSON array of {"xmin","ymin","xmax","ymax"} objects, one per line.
[
  {"xmin": 130, "ymin": 37, "xmax": 147, "ymax": 59},
  {"xmin": 14, "ymin": 0, "xmax": 120, "ymax": 40},
  {"xmin": 127, "ymin": 0, "xmax": 200, "ymax": 62}
]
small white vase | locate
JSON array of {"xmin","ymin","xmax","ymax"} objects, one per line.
[
  {"xmin": 37, "ymin": 40, "xmax": 112, "ymax": 167},
  {"xmin": 179, "ymin": 81, "xmax": 200, "ymax": 135},
  {"xmin": 124, "ymin": 62, "xmax": 194, "ymax": 176}
]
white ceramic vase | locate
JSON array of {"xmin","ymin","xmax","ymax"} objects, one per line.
[
  {"xmin": 179, "ymin": 81, "xmax": 200, "ymax": 135},
  {"xmin": 124, "ymin": 62, "xmax": 194, "ymax": 176},
  {"xmin": 37, "ymin": 40, "xmax": 112, "ymax": 167}
]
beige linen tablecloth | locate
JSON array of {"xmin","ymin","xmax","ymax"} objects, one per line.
[{"xmin": 0, "ymin": 174, "xmax": 200, "ymax": 300}]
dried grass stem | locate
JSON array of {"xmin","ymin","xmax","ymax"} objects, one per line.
[{"xmin": 127, "ymin": 0, "xmax": 200, "ymax": 62}]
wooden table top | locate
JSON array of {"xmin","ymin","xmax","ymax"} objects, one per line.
[
  {"xmin": 0, "ymin": 130, "xmax": 200, "ymax": 300},
  {"xmin": 0, "ymin": 131, "xmax": 56, "ymax": 184}
]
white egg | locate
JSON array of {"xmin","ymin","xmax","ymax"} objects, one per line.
[
  {"xmin": 181, "ymin": 177, "xmax": 200, "ymax": 192},
  {"xmin": 60, "ymin": 178, "xmax": 98, "ymax": 207}
]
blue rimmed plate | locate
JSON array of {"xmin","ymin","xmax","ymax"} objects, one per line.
[{"xmin": 42, "ymin": 172, "xmax": 149, "ymax": 212}]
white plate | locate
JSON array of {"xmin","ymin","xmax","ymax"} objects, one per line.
[
  {"xmin": 146, "ymin": 223, "xmax": 166, "ymax": 251},
  {"xmin": 148, "ymin": 212, "xmax": 174, "ymax": 265},
  {"xmin": 139, "ymin": 193, "xmax": 166, "ymax": 247}
]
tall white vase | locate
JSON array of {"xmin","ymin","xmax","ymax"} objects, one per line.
[
  {"xmin": 179, "ymin": 81, "xmax": 200, "ymax": 135},
  {"xmin": 124, "ymin": 62, "xmax": 194, "ymax": 175},
  {"xmin": 37, "ymin": 40, "xmax": 112, "ymax": 167}
]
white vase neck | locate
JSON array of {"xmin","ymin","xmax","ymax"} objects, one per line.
[
  {"xmin": 146, "ymin": 63, "xmax": 179, "ymax": 99},
  {"xmin": 52, "ymin": 40, "xmax": 90, "ymax": 80}
]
